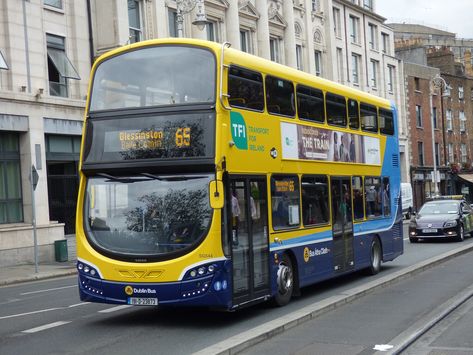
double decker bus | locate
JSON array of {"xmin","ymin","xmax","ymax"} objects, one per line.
[{"xmin": 76, "ymin": 38, "xmax": 403, "ymax": 309}]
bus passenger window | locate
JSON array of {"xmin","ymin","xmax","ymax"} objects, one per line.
[
  {"xmin": 265, "ymin": 76, "xmax": 296, "ymax": 117},
  {"xmin": 379, "ymin": 109, "xmax": 394, "ymax": 135},
  {"xmin": 352, "ymin": 176, "xmax": 364, "ymax": 220},
  {"xmin": 296, "ymin": 85, "xmax": 325, "ymax": 123},
  {"xmin": 301, "ymin": 176, "xmax": 329, "ymax": 226},
  {"xmin": 228, "ymin": 66, "xmax": 264, "ymax": 111},
  {"xmin": 348, "ymin": 99, "xmax": 359, "ymax": 129},
  {"xmin": 360, "ymin": 103, "xmax": 378, "ymax": 133},
  {"xmin": 326, "ymin": 93, "xmax": 347, "ymax": 127},
  {"xmin": 271, "ymin": 175, "xmax": 300, "ymax": 230},
  {"xmin": 365, "ymin": 176, "xmax": 382, "ymax": 218}
]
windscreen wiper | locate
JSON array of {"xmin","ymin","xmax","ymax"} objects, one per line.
[{"xmin": 97, "ymin": 173, "xmax": 148, "ymax": 183}]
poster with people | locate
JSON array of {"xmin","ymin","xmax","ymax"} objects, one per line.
[{"xmin": 281, "ymin": 122, "xmax": 380, "ymax": 164}]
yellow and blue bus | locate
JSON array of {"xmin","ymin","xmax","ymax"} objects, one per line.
[{"xmin": 76, "ymin": 38, "xmax": 403, "ymax": 309}]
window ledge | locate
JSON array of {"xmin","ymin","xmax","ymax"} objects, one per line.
[{"xmin": 43, "ymin": 5, "xmax": 65, "ymax": 14}]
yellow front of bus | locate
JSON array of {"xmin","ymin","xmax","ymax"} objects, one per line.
[{"xmin": 76, "ymin": 39, "xmax": 231, "ymax": 309}]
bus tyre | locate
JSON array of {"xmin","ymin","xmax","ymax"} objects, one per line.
[
  {"xmin": 273, "ymin": 253, "xmax": 294, "ymax": 307},
  {"xmin": 366, "ymin": 238, "xmax": 382, "ymax": 275}
]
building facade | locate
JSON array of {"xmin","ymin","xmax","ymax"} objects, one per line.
[
  {"xmin": 0, "ymin": 0, "xmax": 90, "ymax": 266},
  {"xmin": 0, "ymin": 0, "xmax": 407, "ymax": 266}
]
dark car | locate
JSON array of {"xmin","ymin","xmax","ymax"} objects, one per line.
[{"xmin": 408, "ymin": 196, "xmax": 473, "ymax": 243}]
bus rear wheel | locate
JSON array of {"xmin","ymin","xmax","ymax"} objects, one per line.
[
  {"xmin": 365, "ymin": 237, "xmax": 382, "ymax": 275},
  {"xmin": 273, "ymin": 253, "xmax": 294, "ymax": 307}
]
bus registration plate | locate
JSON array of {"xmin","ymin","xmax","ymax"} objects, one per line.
[{"xmin": 127, "ymin": 297, "xmax": 158, "ymax": 306}]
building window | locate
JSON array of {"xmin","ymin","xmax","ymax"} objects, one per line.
[
  {"xmin": 314, "ymin": 50, "xmax": 322, "ymax": 76},
  {"xmin": 0, "ymin": 132, "xmax": 23, "ymax": 224},
  {"xmin": 46, "ymin": 34, "xmax": 80, "ymax": 97},
  {"xmin": 207, "ymin": 21, "xmax": 219, "ymax": 42},
  {"xmin": 381, "ymin": 33, "xmax": 390, "ymax": 53},
  {"xmin": 414, "ymin": 77, "xmax": 420, "ymax": 91},
  {"xmin": 270, "ymin": 37, "xmax": 280, "ymax": 63},
  {"xmin": 416, "ymin": 105, "xmax": 422, "ymax": 127},
  {"xmin": 363, "ymin": 0, "xmax": 373, "ymax": 11},
  {"xmin": 432, "ymin": 107, "xmax": 437, "ymax": 129},
  {"xmin": 370, "ymin": 59, "xmax": 378, "ymax": 87},
  {"xmin": 240, "ymin": 29, "xmax": 251, "ymax": 53},
  {"xmin": 387, "ymin": 65, "xmax": 395, "ymax": 92},
  {"xmin": 461, "ymin": 144, "xmax": 467, "ymax": 163},
  {"xmin": 128, "ymin": 0, "xmax": 142, "ymax": 43},
  {"xmin": 446, "ymin": 109, "xmax": 453, "ymax": 130},
  {"xmin": 44, "ymin": 0, "xmax": 62, "ymax": 9},
  {"xmin": 168, "ymin": 9, "xmax": 178, "ymax": 37},
  {"xmin": 445, "ymin": 84, "xmax": 451, "ymax": 97},
  {"xmin": 448, "ymin": 143, "xmax": 454, "ymax": 163},
  {"xmin": 349, "ymin": 16, "xmax": 359, "ymax": 43},
  {"xmin": 336, "ymin": 48, "xmax": 343, "ymax": 83},
  {"xmin": 459, "ymin": 86, "xmax": 464, "ymax": 100},
  {"xmin": 296, "ymin": 44, "xmax": 303, "ymax": 70},
  {"xmin": 351, "ymin": 54, "xmax": 360, "ymax": 84},
  {"xmin": 418, "ymin": 142, "xmax": 424, "ymax": 166},
  {"xmin": 311, "ymin": 0, "xmax": 318, "ymax": 12},
  {"xmin": 368, "ymin": 23, "xmax": 377, "ymax": 50},
  {"xmin": 460, "ymin": 111, "xmax": 466, "ymax": 132},
  {"xmin": 0, "ymin": 50, "xmax": 8, "ymax": 70},
  {"xmin": 333, "ymin": 7, "xmax": 341, "ymax": 37},
  {"xmin": 435, "ymin": 143, "xmax": 440, "ymax": 166}
]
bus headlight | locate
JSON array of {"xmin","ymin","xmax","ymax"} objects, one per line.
[
  {"xmin": 77, "ymin": 261, "xmax": 101, "ymax": 279},
  {"xmin": 184, "ymin": 263, "xmax": 219, "ymax": 280}
]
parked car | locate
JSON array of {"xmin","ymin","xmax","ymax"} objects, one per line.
[
  {"xmin": 408, "ymin": 195, "xmax": 473, "ymax": 243},
  {"xmin": 401, "ymin": 182, "xmax": 413, "ymax": 219}
]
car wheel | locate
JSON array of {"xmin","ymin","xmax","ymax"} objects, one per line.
[
  {"xmin": 409, "ymin": 237, "xmax": 418, "ymax": 243},
  {"xmin": 272, "ymin": 253, "xmax": 294, "ymax": 307},
  {"xmin": 456, "ymin": 224, "xmax": 465, "ymax": 242},
  {"xmin": 365, "ymin": 237, "xmax": 382, "ymax": 275}
]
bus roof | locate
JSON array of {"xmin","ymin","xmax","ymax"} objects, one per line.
[{"xmin": 92, "ymin": 38, "xmax": 393, "ymax": 110}]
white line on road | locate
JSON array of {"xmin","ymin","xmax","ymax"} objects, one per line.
[
  {"xmin": 0, "ymin": 308, "xmax": 61, "ymax": 320},
  {"xmin": 68, "ymin": 302, "xmax": 91, "ymax": 308},
  {"xmin": 98, "ymin": 305, "xmax": 131, "ymax": 313},
  {"xmin": 22, "ymin": 321, "xmax": 71, "ymax": 334},
  {"xmin": 20, "ymin": 285, "xmax": 76, "ymax": 295}
]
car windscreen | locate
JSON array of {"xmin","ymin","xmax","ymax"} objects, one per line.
[{"xmin": 419, "ymin": 202, "xmax": 459, "ymax": 215}]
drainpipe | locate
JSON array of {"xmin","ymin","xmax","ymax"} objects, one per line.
[
  {"xmin": 86, "ymin": 0, "xmax": 95, "ymax": 67},
  {"xmin": 22, "ymin": 0, "xmax": 31, "ymax": 93}
]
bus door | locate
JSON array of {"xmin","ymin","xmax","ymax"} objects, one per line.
[
  {"xmin": 330, "ymin": 177, "xmax": 354, "ymax": 272},
  {"xmin": 229, "ymin": 177, "xmax": 270, "ymax": 305}
]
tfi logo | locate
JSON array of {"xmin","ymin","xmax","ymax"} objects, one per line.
[{"xmin": 230, "ymin": 112, "xmax": 248, "ymax": 150}]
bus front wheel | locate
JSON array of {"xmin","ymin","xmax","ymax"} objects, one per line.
[{"xmin": 273, "ymin": 253, "xmax": 294, "ymax": 307}]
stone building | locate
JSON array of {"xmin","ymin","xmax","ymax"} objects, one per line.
[{"xmin": 0, "ymin": 0, "xmax": 407, "ymax": 266}]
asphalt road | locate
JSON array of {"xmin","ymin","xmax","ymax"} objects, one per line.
[{"xmin": 1, "ymin": 223, "xmax": 473, "ymax": 355}]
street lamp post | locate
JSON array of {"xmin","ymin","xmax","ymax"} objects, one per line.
[
  {"xmin": 176, "ymin": 0, "xmax": 210, "ymax": 38},
  {"xmin": 430, "ymin": 74, "xmax": 450, "ymax": 196}
]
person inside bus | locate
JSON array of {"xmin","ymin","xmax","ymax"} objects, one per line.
[
  {"xmin": 366, "ymin": 185, "xmax": 377, "ymax": 217},
  {"xmin": 353, "ymin": 189, "xmax": 364, "ymax": 219},
  {"xmin": 231, "ymin": 189, "xmax": 241, "ymax": 246}
]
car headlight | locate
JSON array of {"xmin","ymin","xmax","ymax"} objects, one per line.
[{"xmin": 444, "ymin": 220, "xmax": 458, "ymax": 228}]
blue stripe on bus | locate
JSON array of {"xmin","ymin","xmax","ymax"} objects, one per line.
[{"xmin": 270, "ymin": 230, "xmax": 332, "ymax": 251}]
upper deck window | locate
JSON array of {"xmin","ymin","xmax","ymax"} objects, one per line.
[
  {"xmin": 296, "ymin": 85, "xmax": 325, "ymax": 123},
  {"xmin": 360, "ymin": 103, "xmax": 378, "ymax": 133},
  {"xmin": 326, "ymin": 93, "xmax": 347, "ymax": 127},
  {"xmin": 379, "ymin": 108, "xmax": 394, "ymax": 135},
  {"xmin": 228, "ymin": 66, "xmax": 264, "ymax": 111},
  {"xmin": 265, "ymin": 76, "xmax": 295, "ymax": 117},
  {"xmin": 89, "ymin": 45, "xmax": 215, "ymax": 112}
]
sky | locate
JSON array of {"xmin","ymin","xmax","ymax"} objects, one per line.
[{"xmin": 376, "ymin": 0, "xmax": 473, "ymax": 39}]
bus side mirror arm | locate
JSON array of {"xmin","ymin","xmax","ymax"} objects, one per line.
[{"xmin": 219, "ymin": 42, "xmax": 232, "ymax": 111}]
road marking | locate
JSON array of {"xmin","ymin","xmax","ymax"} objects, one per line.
[
  {"xmin": 22, "ymin": 321, "xmax": 71, "ymax": 334},
  {"xmin": 0, "ymin": 302, "xmax": 91, "ymax": 320},
  {"xmin": 20, "ymin": 285, "xmax": 76, "ymax": 295},
  {"xmin": 98, "ymin": 305, "xmax": 131, "ymax": 313},
  {"xmin": 68, "ymin": 302, "xmax": 91, "ymax": 308},
  {"xmin": 0, "ymin": 308, "xmax": 61, "ymax": 320}
]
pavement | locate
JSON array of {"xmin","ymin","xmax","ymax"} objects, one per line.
[{"xmin": 0, "ymin": 260, "xmax": 77, "ymax": 286}]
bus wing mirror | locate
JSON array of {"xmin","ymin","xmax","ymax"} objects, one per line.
[{"xmin": 209, "ymin": 180, "xmax": 224, "ymax": 209}]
